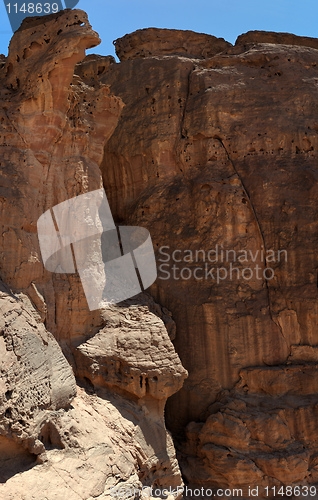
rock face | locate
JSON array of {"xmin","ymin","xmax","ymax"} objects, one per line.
[
  {"xmin": 114, "ymin": 28, "xmax": 231, "ymax": 61},
  {"xmin": 181, "ymin": 364, "xmax": 318, "ymax": 491},
  {"xmin": 0, "ymin": 10, "xmax": 187, "ymax": 499},
  {"xmin": 0, "ymin": 280, "xmax": 76, "ymax": 477},
  {"xmin": 1, "ymin": 384, "xmax": 183, "ymax": 499},
  {"xmin": 235, "ymin": 30, "xmax": 318, "ymax": 50},
  {"xmin": 75, "ymin": 28, "xmax": 318, "ymax": 492},
  {"xmin": 2, "ymin": 10, "xmax": 318, "ymax": 496},
  {"xmin": 74, "ymin": 295, "xmax": 186, "ymax": 402}
]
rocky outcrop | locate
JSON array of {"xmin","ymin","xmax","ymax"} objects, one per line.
[
  {"xmin": 75, "ymin": 27, "xmax": 318, "ymax": 493},
  {"xmin": 74, "ymin": 294, "xmax": 186, "ymax": 403},
  {"xmin": 0, "ymin": 11, "xmax": 187, "ymax": 499},
  {"xmin": 235, "ymin": 30, "xmax": 318, "ymax": 50},
  {"xmin": 0, "ymin": 8, "xmax": 123, "ymax": 340},
  {"xmin": 114, "ymin": 28, "xmax": 232, "ymax": 61},
  {"xmin": 0, "ymin": 291, "xmax": 186, "ymax": 499},
  {"xmin": 2, "ymin": 8, "xmax": 318, "ymax": 496},
  {"xmin": 0, "ymin": 280, "xmax": 76, "ymax": 471},
  {"xmin": 1, "ymin": 384, "xmax": 183, "ymax": 499},
  {"xmin": 181, "ymin": 358, "xmax": 318, "ymax": 491}
]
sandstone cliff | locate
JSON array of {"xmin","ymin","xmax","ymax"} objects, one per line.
[
  {"xmin": 79, "ymin": 27, "xmax": 318, "ymax": 493},
  {"xmin": 1, "ymin": 10, "xmax": 318, "ymax": 498},
  {"xmin": 0, "ymin": 11, "xmax": 187, "ymax": 500}
]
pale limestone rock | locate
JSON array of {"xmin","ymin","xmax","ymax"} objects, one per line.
[{"xmin": 73, "ymin": 294, "xmax": 187, "ymax": 401}]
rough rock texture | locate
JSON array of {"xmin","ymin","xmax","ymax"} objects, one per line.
[
  {"xmin": 180, "ymin": 364, "xmax": 318, "ymax": 491},
  {"xmin": 74, "ymin": 295, "xmax": 186, "ymax": 402},
  {"xmin": 235, "ymin": 30, "xmax": 318, "ymax": 51},
  {"xmin": 0, "ymin": 280, "xmax": 76, "ymax": 472},
  {"xmin": 0, "ymin": 282, "xmax": 186, "ymax": 499},
  {"xmin": 114, "ymin": 28, "xmax": 231, "ymax": 62},
  {"xmin": 0, "ymin": 9, "xmax": 125, "ymax": 342},
  {"xmin": 75, "ymin": 28, "xmax": 318, "ymax": 492},
  {"xmin": 0, "ymin": 11, "xmax": 187, "ymax": 499},
  {"xmin": 2, "ymin": 11, "xmax": 318, "ymax": 496},
  {"xmin": 1, "ymin": 385, "xmax": 183, "ymax": 499}
]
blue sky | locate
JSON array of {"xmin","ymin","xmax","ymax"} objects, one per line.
[{"xmin": 0, "ymin": 0, "xmax": 318, "ymax": 58}]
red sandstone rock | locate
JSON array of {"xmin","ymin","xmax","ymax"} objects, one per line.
[
  {"xmin": 0, "ymin": 12, "xmax": 186, "ymax": 499},
  {"xmin": 235, "ymin": 30, "xmax": 318, "ymax": 50},
  {"xmin": 1, "ymin": 9, "xmax": 318, "ymax": 496},
  {"xmin": 114, "ymin": 28, "xmax": 232, "ymax": 62},
  {"xmin": 79, "ymin": 27, "xmax": 318, "ymax": 492}
]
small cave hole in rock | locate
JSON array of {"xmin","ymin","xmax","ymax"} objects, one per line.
[
  {"xmin": 97, "ymin": 66, "xmax": 105, "ymax": 75},
  {"xmin": 5, "ymin": 390, "xmax": 12, "ymax": 400},
  {"xmin": 5, "ymin": 408, "xmax": 12, "ymax": 418},
  {"xmin": 39, "ymin": 422, "xmax": 64, "ymax": 451},
  {"xmin": 83, "ymin": 376, "xmax": 95, "ymax": 393},
  {"xmin": 145, "ymin": 378, "xmax": 150, "ymax": 393}
]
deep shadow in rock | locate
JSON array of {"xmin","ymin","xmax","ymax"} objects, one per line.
[{"xmin": 0, "ymin": 436, "xmax": 37, "ymax": 483}]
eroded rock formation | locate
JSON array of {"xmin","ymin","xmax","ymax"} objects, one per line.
[
  {"xmin": 77, "ymin": 28, "xmax": 318, "ymax": 493},
  {"xmin": 0, "ymin": 10, "xmax": 187, "ymax": 499},
  {"xmin": 1, "ymin": 9, "xmax": 318, "ymax": 497},
  {"xmin": 113, "ymin": 28, "xmax": 231, "ymax": 61}
]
